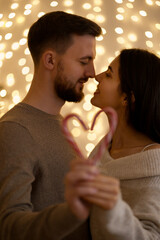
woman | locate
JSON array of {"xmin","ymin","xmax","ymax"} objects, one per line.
[{"xmin": 65, "ymin": 48, "xmax": 160, "ymax": 240}]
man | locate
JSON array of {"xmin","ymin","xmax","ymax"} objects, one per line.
[{"xmin": 0, "ymin": 11, "xmax": 101, "ymax": 240}]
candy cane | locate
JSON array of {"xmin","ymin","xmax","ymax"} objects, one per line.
[
  {"xmin": 62, "ymin": 107, "xmax": 118, "ymax": 164},
  {"xmin": 62, "ymin": 113, "xmax": 89, "ymax": 160},
  {"xmin": 90, "ymin": 107, "xmax": 118, "ymax": 164}
]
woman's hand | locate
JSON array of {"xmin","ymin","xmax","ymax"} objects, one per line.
[
  {"xmin": 81, "ymin": 174, "xmax": 120, "ymax": 210},
  {"xmin": 64, "ymin": 158, "xmax": 120, "ymax": 220}
]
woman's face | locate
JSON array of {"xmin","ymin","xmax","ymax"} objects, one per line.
[{"xmin": 91, "ymin": 56, "xmax": 124, "ymax": 110}]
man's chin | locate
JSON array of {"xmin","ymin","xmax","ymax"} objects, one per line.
[{"xmin": 66, "ymin": 93, "xmax": 84, "ymax": 102}]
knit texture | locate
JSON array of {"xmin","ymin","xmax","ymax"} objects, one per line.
[
  {"xmin": 90, "ymin": 145, "xmax": 160, "ymax": 240},
  {"xmin": 0, "ymin": 103, "xmax": 91, "ymax": 240}
]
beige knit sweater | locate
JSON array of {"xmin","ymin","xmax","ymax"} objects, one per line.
[{"xmin": 90, "ymin": 146, "xmax": 160, "ymax": 240}]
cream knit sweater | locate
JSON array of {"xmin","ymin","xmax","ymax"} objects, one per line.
[{"xmin": 90, "ymin": 147, "xmax": 160, "ymax": 240}]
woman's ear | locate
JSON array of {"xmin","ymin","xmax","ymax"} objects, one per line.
[
  {"xmin": 121, "ymin": 94, "xmax": 128, "ymax": 107},
  {"xmin": 122, "ymin": 92, "xmax": 135, "ymax": 106},
  {"xmin": 131, "ymin": 91, "xmax": 135, "ymax": 103},
  {"xmin": 42, "ymin": 50, "xmax": 56, "ymax": 70}
]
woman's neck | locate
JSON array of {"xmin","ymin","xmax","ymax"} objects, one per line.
[{"xmin": 109, "ymin": 115, "xmax": 154, "ymax": 159}]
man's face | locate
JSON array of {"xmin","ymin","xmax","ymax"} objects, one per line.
[{"xmin": 54, "ymin": 34, "xmax": 96, "ymax": 102}]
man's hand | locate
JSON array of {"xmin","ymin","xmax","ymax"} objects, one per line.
[
  {"xmin": 65, "ymin": 159, "xmax": 99, "ymax": 220},
  {"xmin": 65, "ymin": 158, "xmax": 120, "ymax": 220}
]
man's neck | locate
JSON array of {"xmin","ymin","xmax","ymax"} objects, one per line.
[{"xmin": 22, "ymin": 85, "xmax": 65, "ymax": 115}]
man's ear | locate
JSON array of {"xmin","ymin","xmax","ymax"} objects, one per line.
[{"xmin": 42, "ymin": 50, "xmax": 56, "ymax": 70}]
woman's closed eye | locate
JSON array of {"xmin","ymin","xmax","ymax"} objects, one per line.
[
  {"xmin": 105, "ymin": 66, "xmax": 113, "ymax": 78},
  {"xmin": 105, "ymin": 71, "xmax": 111, "ymax": 78}
]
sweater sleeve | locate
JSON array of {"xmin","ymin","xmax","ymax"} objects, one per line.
[
  {"xmin": 0, "ymin": 122, "xmax": 83, "ymax": 240},
  {"xmin": 0, "ymin": 203, "xmax": 83, "ymax": 240},
  {"xmin": 90, "ymin": 189, "xmax": 160, "ymax": 240}
]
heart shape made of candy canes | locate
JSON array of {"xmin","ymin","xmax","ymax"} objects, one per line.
[{"xmin": 62, "ymin": 106, "xmax": 118, "ymax": 164}]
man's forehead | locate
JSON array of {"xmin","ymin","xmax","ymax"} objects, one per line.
[
  {"xmin": 66, "ymin": 35, "xmax": 96, "ymax": 58},
  {"xmin": 71, "ymin": 34, "xmax": 96, "ymax": 47}
]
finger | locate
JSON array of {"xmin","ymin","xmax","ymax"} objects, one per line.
[
  {"xmin": 77, "ymin": 179, "xmax": 120, "ymax": 195},
  {"xmin": 83, "ymin": 195, "xmax": 118, "ymax": 210},
  {"xmin": 70, "ymin": 186, "xmax": 98, "ymax": 197},
  {"xmin": 66, "ymin": 166, "xmax": 99, "ymax": 183},
  {"xmin": 88, "ymin": 182, "xmax": 119, "ymax": 194},
  {"xmin": 70, "ymin": 158, "xmax": 95, "ymax": 169},
  {"xmin": 65, "ymin": 170, "xmax": 97, "ymax": 185},
  {"xmin": 94, "ymin": 175, "xmax": 120, "ymax": 186},
  {"xmin": 84, "ymin": 189, "xmax": 119, "ymax": 201},
  {"xmin": 70, "ymin": 165, "xmax": 99, "ymax": 177}
]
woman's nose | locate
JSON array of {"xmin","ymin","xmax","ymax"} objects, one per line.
[{"xmin": 95, "ymin": 73, "xmax": 101, "ymax": 82}]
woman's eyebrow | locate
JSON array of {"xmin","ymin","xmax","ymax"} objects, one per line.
[{"xmin": 108, "ymin": 66, "xmax": 113, "ymax": 72}]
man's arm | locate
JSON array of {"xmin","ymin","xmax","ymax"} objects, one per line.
[{"xmin": 0, "ymin": 122, "xmax": 98, "ymax": 240}]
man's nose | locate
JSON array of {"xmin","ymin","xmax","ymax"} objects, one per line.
[{"xmin": 85, "ymin": 63, "xmax": 95, "ymax": 78}]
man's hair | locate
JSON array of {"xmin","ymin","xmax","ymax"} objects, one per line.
[
  {"xmin": 119, "ymin": 48, "xmax": 160, "ymax": 143},
  {"xmin": 28, "ymin": 11, "xmax": 102, "ymax": 65}
]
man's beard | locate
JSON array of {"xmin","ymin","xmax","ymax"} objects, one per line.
[{"xmin": 54, "ymin": 61, "xmax": 87, "ymax": 102}]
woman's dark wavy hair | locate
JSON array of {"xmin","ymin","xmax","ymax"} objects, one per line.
[
  {"xmin": 28, "ymin": 11, "xmax": 102, "ymax": 65},
  {"xmin": 119, "ymin": 48, "xmax": 160, "ymax": 143}
]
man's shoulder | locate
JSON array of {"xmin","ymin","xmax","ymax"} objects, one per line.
[{"xmin": 0, "ymin": 103, "xmax": 27, "ymax": 124}]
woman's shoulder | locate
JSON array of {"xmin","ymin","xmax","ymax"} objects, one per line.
[{"xmin": 142, "ymin": 143, "xmax": 160, "ymax": 152}]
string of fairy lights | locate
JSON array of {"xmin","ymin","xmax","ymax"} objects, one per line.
[{"xmin": 0, "ymin": 0, "xmax": 160, "ymax": 156}]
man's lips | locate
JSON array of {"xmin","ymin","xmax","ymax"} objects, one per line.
[
  {"xmin": 77, "ymin": 79, "xmax": 88, "ymax": 89},
  {"xmin": 78, "ymin": 78, "xmax": 88, "ymax": 83}
]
